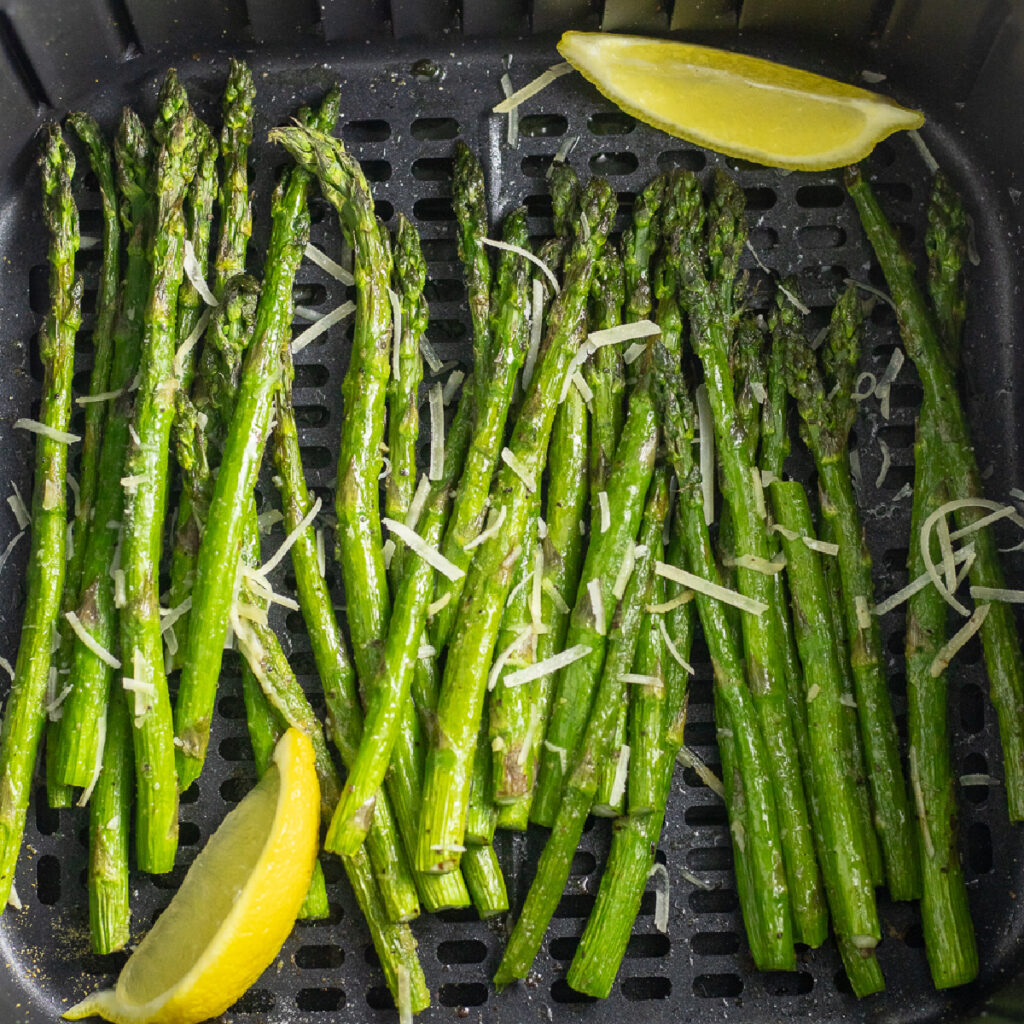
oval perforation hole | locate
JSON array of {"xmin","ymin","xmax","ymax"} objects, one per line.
[
  {"xmin": 292, "ymin": 281, "xmax": 327, "ymax": 305},
  {"xmin": 968, "ymin": 821, "xmax": 993, "ymax": 874},
  {"xmin": 299, "ymin": 445, "xmax": 333, "ymax": 469},
  {"xmin": 180, "ymin": 781, "xmax": 201, "ymax": 805},
  {"xmin": 35, "ymin": 786, "xmax": 60, "ymax": 835},
  {"xmin": 796, "ymin": 184, "xmax": 845, "ymax": 208},
  {"xmin": 296, "ymin": 987, "xmax": 345, "ymax": 1011},
  {"xmin": 960, "ymin": 683, "xmax": 985, "ymax": 733},
  {"xmin": 694, "ymin": 973, "xmax": 743, "ymax": 998},
  {"xmin": 874, "ymin": 181, "xmax": 913, "ymax": 203},
  {"xmin": 797, "ymin": 224, "xmax": 846, "ymax": 248},
  {"xmin": 902, "ymin": 921, "xmax": 925, "ymax": 948},
  {"xmin": 80, "ymin": 951, "xmax": 129, "ymax": 976},
  {"xmin": 685, "ymin": 802, "xmax": 728, "ymax": 827},
  {"xmin": 589, "ymin": 151, "xmax": 639, "ymax": 176},
  {"xmin": 37, "ymin": 854, "xmax": 60, "ymax": 904},
  {"xmin": 763, "ymin": 971, "xmax": 814, "ymax": 996},
  {"xmin": 424, "ymin": 278, "xmax": 464, "ymax": 302},
  {"xmin": 519, "ymin": 113, "xmax": 567, "ymax": 137},
  {"xmin": 743, "ymin": 186, "xmax": 777, "ymax": 210},
  {"xmin": 687, "ymin": 846, "xmax": 733, "ymax": 871},
  {"xmin": 622, "ymin": 976, "xmax": 671, "ymax": 1000},
  {"xmin": 426, "ymin": 319, "xmax": 468, "ymax": 343},
  {"xmin": 421, "ymin": 238, "xmax": 458, "ymax": 262},
  {"xmin": 294, "ymin": 404, "xmax": 330, "ymax": 428},
  {"xmin": 554, "ymin": 893, "xmax": 596, "ymax": 918},
  {"xmin": 413, "ymin": 197, "xmax": 455, "ymax": 222},
  {"xmin": 657, "ymin": 150, "xmax": 706, "ymax": 172},
  {"xmin": 626, "ymin": 932, "xmax": 670, "ymax": 958},
  {"xmin": 358, "ymin": 159, "xmax": 391, "ymax": 182},
  {"xmin": 551, "ymin": 978, "xmax": 597, "ymax": 1004},
  {"xmin": 343, "ymin": 119, "xmax": 391, "ymax": 142},
  {"xmin": 436, "ymin": 938, "xmax": 487, "ymax": 964},
  {"xmin": 438, "ymin": 982, "xmax": 487, "ymax": 1007},
  {"xmin": 411, "ymin": 156, "xmax": 453, "ymax": 180},
  {"xmin": 295, "ymin": 944, "xmax": 345, "ymax": 969},
  {"xmin": 179, "ymin": 821, "xmax": 201, "ymax": 846},
  {"xmin": 151, "ymin": 863, "xmax": 188, "ymax": 891},
  {"xmin": 218, "ymin": 693, "xmax": 247, "ymax": 719},
  {"xmin": 748, "ymin": 226, "xmax": 778, "ymax": 250},
  {"xmin": 519, "ymin": 154, "xmax": 552, "ymax": 178},
  {"xmin": 588, "ymin": 111, "xmax": 636, "ymax": 134},
  {"xmin": 219, "ymin": 734, "xmax": 254, "ymax": 762},
  {"xmin": 689, "ymin": 887, "xmax": 738, "ymax": 913},
  {"xmin": 411, "ymin": 117, "xmax": 459, "ymax": 140},
  {"xmin": 220, "ymin": 775, "xmax": 254, "ymax": 803},
  {"xmin": 684, "ymin": 719, "xmax": 717, "ymax": 746},
  {"xmin": 293, "ymin": 363, "xmax": 329, "ymax": 389},
  {"xmin": 375, "ymin": 199, "xmax": 394, "ymax": 223},
  {"xmin": 570, "ymin": 850, "xmax": 596, "ymax": 875},
  {"xmin": 548, "ymin": 936, "xmax": 579, "ymax": 961}
]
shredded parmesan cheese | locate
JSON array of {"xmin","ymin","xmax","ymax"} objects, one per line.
[
  {"xmin": 930, "ymin": 603, "xmax": 990, "ymax": 677},
  {"xmin": 960, "ymin": 774, "xmax": 999, "ymax": 787},
  {"xmin": 382, "ymin": 517, "xmax": 465, "ymax": 581},
  {"xmin": 751, "ymin": 466, "xmax": 767, "ymax": 520},
  {"xmin": 970, "ymin": 585, "xmax": 1024, "ymax": 604},
  {"xmin": 531, "ymin": 543, "xmax": 544, "ymax": 635},
  {"xmin": 523, "ymin": 278, "xmax": 545, "ymax": 390},
  {"xmin": 492, "ymin": 62, "xmax": 573, "ymax": 114},
  {"xmin": 677, "ymin": 746, "xmax": 724, "ymax": 797},
  {"xmin": 608, "ymin": 744, "xmax": 630, "ymax": 808},
  {"xmin": 722, "ymin": 552, "xmax": 785, "ymax": 575},
  {"xmin": 427, "ymin": 592, "xmax": 451, "ymax": 617},
  {"xmin": 541, "ymin": 577, "xmax": 570, "ymax": 614},
  {"xmin": 623, "ymin": 341, "xmax": 646, "ymax": 365},
  {"xmin": 597, "ymin": 491, "xmax": 610, "ymax": 533},
  {"xmin": 120, "ymin": 474, "xmax": 145, "ymax": 492},
  {"xmin": 465, "ymin": 504, "xmax": 507, "ymax": 552},
  {"xmin": 290, "ymin": 300, "xmax": 355, "ymax": 355},
  {"xmin": 500, "ymin": 71, "xmax": 519, "ymax": 148},
  {"xmin": 0, "ymin": 656, "xmax": 13, "ymax": 681},
  {"xmin": 397, "ymin": 964, "xmax": 412, "ymax": 1024},
  {"xmin": 382, "ymin": 538, "xmax": 396, "ymax": 570},
  {"xmin": 656, "ymin": 562, "xmax": 767, "ymax": 616},
  {"xmin": 852, "ymin": 372, "xmax": 877, "ymax": 402},
  {"xmin": 316, "ymin": 528, "xmax": 326, "ymax": 578},
  {"xmin": 428, "ymin": 382, "xmax": 444, "ymax": 481},
  {"xmin": 647, "ymin": 591, "xmax": 694, "ymax": 615},
  {"xmin": 855, "ymin": 595, "xmax": 871, "ymax": 631},
  {"xmin": 501, "ymin": 447, "xmax": 536, "ymax": 492},
  {"xmin": 13, "ymin": 419, "xmax": 79, "ymax": 445},
  {"xmin": 488, "ymin": 627, "xmax": 532, "ymax": 691},
  {"xmin": 874, "ymin": 348, "xmax": 905, "ymax": 420},
  {"xmin": 806, "ymin": 683, "xmax": 821, "ymax": 702},
  {"xmin": 419, "ymin": 336, "xmax": 443, "ymax": 373},
  {"xmin": 503, "ymin": 644, "xmax": 593, "ymax": 691},
  {"xmin": 304, "ymin": 241, "xmax": 355, "ymax": 285},
  {"xmin": 112, "ymin": 568, "xmax": 126, "ymax": 608},
  {"xmin": 544, "ymin": 739, "xmax": 567, "ymax": 775},
  {"xmin": 387, "ymin": 286, "xmax": 402, "ymax": 378},
  {"xmin": 405, "ymin": 475, "xmax": 432, "ymax": 532},
  {"xmin": 418, "ymin": 644, "xmax": 437, "ymax": 660},
  {"xmin": 802, "ymin": 536, "xmax": 839, "ymax": 557},
  {"xmin": 484, "ymin": 238, "xmax": 560, "ymax": 296},
  {"xmin": 659, "ymin": 617, "xmax": 695, "ymax": 674},
  {"xmin": 908, "ymin": 745, "xmax": 934, "ymax": 858},
  {"xmin": 257, "ymin": 496, "xmax": 322, "ymax": 578},
  {"xmin": 875, "ymin": 438, "xmax": 891, "ymax": 488},
  {"xmin": 695, "ymin": 384, "xmax": 715, "ymax": 526},
  {"xmin": 77, "ymin": 711, "xmax": 107, "ymax": 808},
  {"xmin": 7, "ymin": 485, "xmax": 30, "ymax": 530},
  {"xmin": 571, "ymin": 370, "xmax": 593, "ymax": 403},
  {"xmin": 588, "ymin": 579, "xmax": 606, "ymax": 635},
  {"xmin": 65, "ymin": 611, "xmax": 121, "ymax": 668},
  {"xmin": 182, "ymin": 239, "xmax": 218, "ymax": 306},
  {"xmin": 648, "ymin": 861, "xmax": 670, "ymax": 933},
  {"xmin": 612, "ymin": 543, "xmax": 637, "ymax": 600},
  {"xmin": 586, "ymin": 319, "xmax": 660, "ymax": 350},
  {"xmin": 621, "ymin": 673, "xmax": 663, "ymax": 687},
  {"xmin": 173, "ymin": 307, "xmax": 212, "ymax": 377},
  {"xmin": 443, "ymin": 369, "xmax": 465, "ymax": 405}
]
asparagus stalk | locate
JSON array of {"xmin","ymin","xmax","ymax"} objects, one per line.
[
  {"xmin": 417, "ymin": 180, "xmax": 615, "ymax": 873},
  {"xmin": 849, "ymin": 166, "xmax": 1024, "ymax": 823},
  {"xmin": 0, "ymin": 125, "xmax": 82, "ymax": 907},
  {"xmin": 325, "ymin": 381, "xmax": 475, "ymax": 857},
  {"xmin": 783, "ymin": 276, "xmax": 921, "ymax": 898},
  {"xmin": 465, "ymin": 713, "xmax": 498, "ymax": 844},
  {"xmin": 655, "ymin": 352, "xmax": 794, "ymax": 970},
  {"xmin": 495, "ymin": 471, "xmax": 669, "ymax": 987},
  {"xmin": 682, "ymin": 170, "xmax": 825, "ymax": 944},
  {"xmin": 120, "ymin": 73, "xmax": 202, "ymax": 873},
  {"xmin": 452, "ymin": 140, "xmax": 492, "ymax": 397},
  {"xmin": 168, "ymin": 58, "xmax": 255, "ymax": 666},
  {"xmin": 905, "ymin": 176, "xmax": 977, "ymax": 989},
  {"xmin": 532, "ymin": 373, "xmax": 659, "ymax": 825},
  {"xmin": 622, "ymin": 174, "xmax": 664, "ymax": 323},
  {"xmin": 430, "ymin": 207, "xmax": 531, "ymax": 648},
  {"xmin": 512, "ymin": 386, "xmax": 589, "ymax": 830},
  {"xmin": 461, "ymin": 843, "xmax": 509, "ymax": 918},
  {"xmin": 269, "ymin": 124, "xmax": 393, "ymax": 686},
  {"xmin": 174, "ymin": 117, "xmax": 313, "ymax": 791},
  {"xmin": 47, "ymin": 112, "xmax": 120, "ymax": 807},
  {"xmin": 52, "ymin": 111, "xmax": 151, "ymax": 806},
  {"xmin": 568, "ymin": 534, "xmax": 690, "ymax": 995}
]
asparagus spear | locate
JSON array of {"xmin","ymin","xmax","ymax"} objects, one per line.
[
  {"xmin": 568, "ymin": 525, "xmax": 691, "ymax": 996},
  {"xmin": 532, "ymin": 373, "xmax": 659, "ymax": 825},
  {"xmin": 325, "ymin": 380, "xmax": 475, "ymax": 857},
  {"xmin": 174, "ymin": 118, "xmax": 313, "ymax": 791},
  {"xmin": 452, "ymin": 141, "xmax": 492, "ymax": 397},
  {"xmin": 0, "ymin": 125, "xmax": 81, "ymax": 907},
  {"xmin": 783, "ymin": 276, "xmax": 921, "ymax": 898},
  {"xmin": 904, "ymin": 176, "xmax": 977, "ymax": 989},
  {"xmin": 46, "ymin": 112, "xmax": 120, "ymax": 807},
  {"xmin": 495, "ymin": 471, "xmax": 669, "ymax": 987},
  {"xmin": 681, "ymin": 171, "xmax": 825, "ymax": 943},
  {"xmin": 655, "ymin": 351, "xmax": 794, "ymax": 970},
  {"xmin": 119, "ymin": 73, "xmax": 201, "ymax": 873},
  {"xmin": 268, "ymin": 124, "xmax": 393, "ymax": 686},
  {"xmin": 168, "ymin": 58, "xmax": 255, "ymax": 666},
  {"xmin": 622, "ymin": 174, "xmax": 664, "ymax": 323},
  {"xmin": 417, "ymin": 180, "xmax": 615, "ymax": 873},
  {"xmin": 430, "ymin": 207, "xmax": 531, "ymax": 648},
  {"xmin": 461, "ymin": 842, "xmax": 509, "ymax": 918}
]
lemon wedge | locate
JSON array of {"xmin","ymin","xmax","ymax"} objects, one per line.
[
  {"xmin": 66, "ymin": 728, "xmax": 320, "ymax": 1024},
  {"xmin": 558, "ymin": 32, "xmax": 924, "ymax": 171}
]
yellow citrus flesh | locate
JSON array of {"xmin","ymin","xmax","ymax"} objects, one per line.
[
  {"xmin": 557, "ymin": 32, "xmax": 924, "ymax": 171},
  {"xmin": 65, "ymin": 728, "xmax": 320, "ymax": 1024}
]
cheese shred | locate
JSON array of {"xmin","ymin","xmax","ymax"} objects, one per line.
[
  {"xmin": 656, "ymin": 562, "xmax": 768, "ymax": 617},
  {"xmin": 382, "ymin": 517, "xmax": 465, "ymax": 581},
  {"xmin": 492, "ymin": 62, "xmax": 573, "ymax": 114}
]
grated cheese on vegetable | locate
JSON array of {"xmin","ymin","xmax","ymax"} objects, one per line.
[
  {"xmin": 65, "ymin": 610, "xmax": 121, "ymax": 669},
  {"xmin": 405, "ymin": 474, "xmax": 432, "ymax": 533},
  {"xmin": 656, "ymin": 562, "xmax": 768, "ymax": 617},
  {"xmin": 418, "ymin": 644, "xmax": 437, "ymax": 660},
  {"xmin": 541, "ymin": 577, "xmax": 570, "ymax": 615},
  {"xmin": 316, "ymin": 528, "xmax": 326, "ymax": 578},
  {"xmin": 612, "ymin": 542, "xmax": 637, "ymax": 600},
  {"xmin": 522, "ymin": 278, "xmax": 545, "ymax": 389},
  {"xmin": 677, "ymin": 746, "xmax": 725, "ymax": 798},
  {"xmin": 293, "ymin": 305, "xmax": 323, "ymax": 323},
  {"xmin": 597, "ymin": 490, "xmax": 610, "ymax": 533},
  {"xmin": 13, "ymin": 419, "xmax": 79, "ymax": 444},
  {"xmin": 769, "ymin": 523, "xmax": 800, "ymax": 542},
  {"xmin": 290, "ymin": 300, "xmax": 355, "ymax": 355},
  {"xmin": 397, "ymin": 965, "xmax": 412, "ymax": 1024},
  {"xmin": 854, "ymin": 594, "xmax": 871, "ymax": 631},
  {"xmin": 501, "ymin": 447, "xmax": 536, "ymax": 492},
  {"xmin": 621, "ymin": 673, "xmax": 663, "ymax": 687},
  {"xmin": 173, "ymin": 307, "xmax": 212, "ymax": 377},
  {"xmin": 948, "ymin": 502, "xmax": 1024, "ymax": 542},
  {"xmin": 648, "ymin": 862, "xmax": 670, "ymax": 933},
  {"xmin": 304, "ymin": 241, "xmax": 355, "ymax": 285},
  {"xmin": 464, "ymin": 505, "xmax": 507, "ymax": 553},
  {"xmin": 500, "ymin": 71, "xmax": 518, "ymax": 148},
  {"xmin": 257, "ymin": 496, "xmax": 322, "ymax": 577},
  {"xmin": 647, "ymin": 591, "xmax": 694, "ymax": 615},
  {"xmin": 586, "ymin": 319, "xmax": 660, "ymax": 351},
  {"xmin": 120, "ymin": 474, "xmax": 145, "ymax": 492},
  {"xmin": 257, "ymin": 508, "xmax": 284, "ymax": 533},
  {"xmin": 387, "ymin": 287, "xmax": 402, "ymax": 378},
  {"xmin": 623, "ymin": 341, "xmax": 646, "ymax": 365},
  {"xmin": 608, "ymin": 744, "xmax": 630, "ymax": 808},
  {"xmin": 427, "ymin": 592, "xmax": 451, "ymax": 617},
  {"xmin": 874, "ymin": 348, "xmax": 905, "ymax": 420},
  {"xmin": 419, "ymin": 336, "xmax": 443, "ymax": 373},
  {"xmin": 659, "ymin": 617, "xmax": 695, "ymax": 675},
  {"xmin": 970, "ymin": 585, "xmax": 1024, "ymax": 604},
  {"xmin": 571, "ymin": 370, "xmax": 593, "ymax": 403},
  {"xmin": 112, "ymin": 568, "xmax": 126, "ymax": 608},
  {"xmin": 488, "ymin": 626, "xmax": 533, "ymax": 691},
  {"xmin": 930, "ymin": 603, "xmax": 991, "ymax": 677},
  {"xmin": 802, "ymin": 536, "xmax": 839, "ymax": 557},
  {"xmin": 531, "ymin": 543, "xmax": 544, "ymax": 635},
  {"xmin": 7, "ymin": 485, "xmax": 30, "ymax": 530},
  {"xmin": 588, "ymin": 578, "xmax": 606, "ymax": 635},
  {"xmin": 806, "ymin": 683, "xmax": 820, "ymax": 702},
  {"xmin": 695, "ymin": 384, "xmax": 715, "ymax": 526},
  {"xmin": 548, "ymin": 134, "xmax": 579, "ymax": 173},
  {"xmin": 77, "ymin": 711, "xmax": 107, "ymax": 808},
  {"xmin": 428, "ymin": 382, "xmax": 445, "ymax": 481},
  {"xmin": 750, "ymin": 381, "xmax": 767, "ymax": 405},
  {"xmin": 908, "ymin": 745, "xmax": 935, "ymax": 858},
  {"xmin": 544, "ymin": 739, "xmax": 567, "ymax": 775},
  {"xmin": 442, "ymin": 369, "xmax": 465, "ymax": 405},
  {"xmin": 721, "ymin": 552, "xmax": 785, "ymax": 575},
  {"xmin": 382, "ymin": 517, "xmax": 465, "ymax": 581},
  {"xmin": 960, "ymin": 774, "xmax": 1000, "ymax": 787},
  {"xmin": 483, "ymin": 237, "xmax": 559, "ymax": 295},
  {"xmin": 0, "ymin": 656, "xmax": 13, "ymax": 681},
  {"xmin": 382, "ymin": 538, "xmax": 396, "ymax": 570},
  {"xmin": 182, "ymin": 239, "xmax": 218, "ymax": 307},
  {"xmin": 492, "ymin": 62, "xmax": 573, "ymax": 114},
  {"xmin": 852, "ymin": 372, "xmax": 877, "ymax": 402}
]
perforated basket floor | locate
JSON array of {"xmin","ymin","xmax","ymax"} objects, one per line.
[{"xmin": 1, "ymin": 35, "xmax": 1023, "ymax": 1024}]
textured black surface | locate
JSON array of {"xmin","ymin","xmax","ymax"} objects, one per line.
[{"xmin": 0, "ymin": 32, "xmax": 1022, "ymax": 1024}]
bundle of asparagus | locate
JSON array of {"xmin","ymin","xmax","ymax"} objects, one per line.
[{"xmin": 1, "ymin": 57, "xmax": 1017, "ymax": 1018}]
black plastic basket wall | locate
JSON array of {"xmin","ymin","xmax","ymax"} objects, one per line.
[{"xmin": 0, "ymin": 2, "xmax": 1023, "ymax": 1023}]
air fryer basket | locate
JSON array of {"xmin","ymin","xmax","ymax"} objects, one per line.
[{"xmin": 1, "ymin": 2, "xmax": 1023, "ymax": 1022}]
